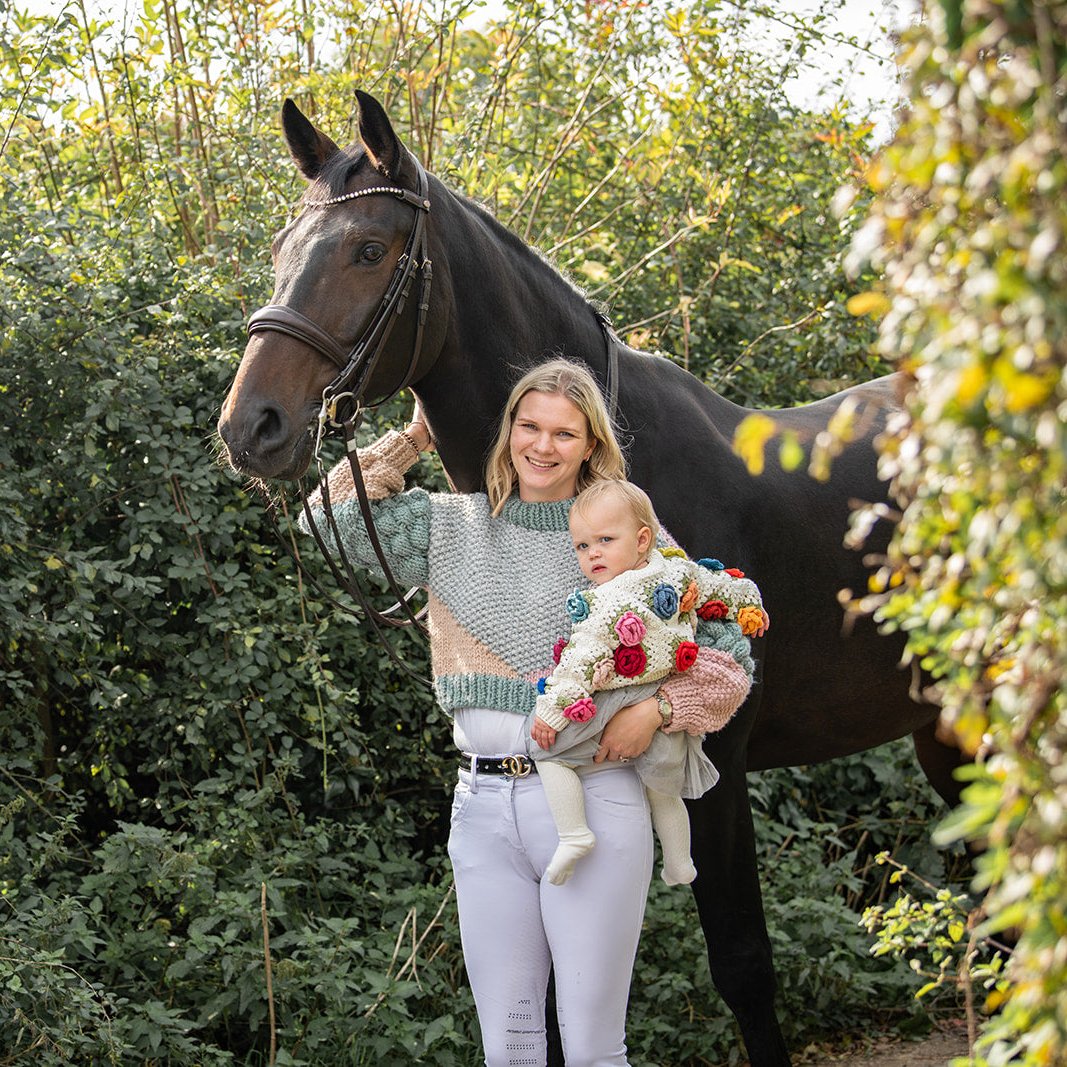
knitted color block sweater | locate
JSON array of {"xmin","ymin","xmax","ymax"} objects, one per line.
[
  {"xmin": 536, "ymin": 549, "xmax": 765, "ymax": 731},
  {"xmin": 301, "ymin": 431, "xmax": 756, "ymax": 731}
]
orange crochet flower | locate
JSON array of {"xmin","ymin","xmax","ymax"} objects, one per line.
[
  {"xmin": 678, "ymin": 580, "xmax": 699, "ymax": 614},
  {"xmin": 738, "ymin": 605, "xmax": 764, "ymax": 636}
]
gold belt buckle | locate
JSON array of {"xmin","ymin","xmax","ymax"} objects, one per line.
[{"xmin": 500, "ymin": 754, "xmax": 532, "ymax": 779}]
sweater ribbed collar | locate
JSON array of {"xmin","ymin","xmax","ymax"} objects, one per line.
[{"xmin": 499, "ymin": 494, "xmax": 574, "ymax": 532}]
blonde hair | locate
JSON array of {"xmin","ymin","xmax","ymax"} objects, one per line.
[
  {"xmin": 570, "ymin": 480, "xmax": 660, "ymax": 545},
  {"xmin": 485, "ymin": 359, "xmax": 626, "ymax": 514}
]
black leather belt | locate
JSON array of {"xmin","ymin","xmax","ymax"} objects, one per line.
[{"xmin": 461, "ymin": 753, "xmax": 537, "ymax": 778}]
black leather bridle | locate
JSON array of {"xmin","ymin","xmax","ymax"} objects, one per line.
[
  {"xmin": 245, "ymin": 156, "xmax": 623, "ymax": 685},
  {"xmin": 247, "ymin": 159, "xmax": 435, "ymax": 682},
  {"xmin": 247, "ymin": 156, "xmax": 434, "ymax": 438}
]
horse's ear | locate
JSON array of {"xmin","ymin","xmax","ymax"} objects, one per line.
[
  {"xmin": 356, "ymin": 90, "xmax": 405, "ymax": 181},
  {"xmin": 281, "ymin": 99, "xmax": 341, "ymax": 180}
]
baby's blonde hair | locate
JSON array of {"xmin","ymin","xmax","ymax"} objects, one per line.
[
  {"xmin": 570, "ymin": 479, "xmax": 660, "ymax": 545},
  {"xmin": 485, "ymin": 359, "xmax": 626, "ymax": 514}
]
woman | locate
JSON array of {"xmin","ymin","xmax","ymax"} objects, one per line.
[{"xmin": 305, "ymin": 359, "xmax": 756, "ymax": 1067}]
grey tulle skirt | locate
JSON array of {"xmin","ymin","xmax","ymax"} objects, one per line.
[{"xmin": 528, "ymin": 682, "xmax": 719, "ymax": 800}]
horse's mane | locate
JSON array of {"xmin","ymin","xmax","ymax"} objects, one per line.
[
  {"xmin": 446, "ymin": 184, "xmax": 599, "ymax": 313},
  {"xmin": 308, "ymin": 143, "xmax": 603, "ymax": 321}
]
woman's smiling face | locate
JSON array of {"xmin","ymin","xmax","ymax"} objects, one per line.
[{"xmin": 509, "ymin": 390, "xmax": 594, "ymax": 503}]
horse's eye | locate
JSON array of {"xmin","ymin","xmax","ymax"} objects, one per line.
[{"xmin": 360, "ymin": 244, "xmax": 386, "ymax": 264}]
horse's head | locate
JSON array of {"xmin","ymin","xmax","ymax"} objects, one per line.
[{"xmin": 218, "ymin": 92, "xmax": 442, "ymax": 480}]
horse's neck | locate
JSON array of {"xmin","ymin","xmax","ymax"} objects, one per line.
[{"xmin": 416, "ymin": 185, "xmax": 609, "ymax": 490}]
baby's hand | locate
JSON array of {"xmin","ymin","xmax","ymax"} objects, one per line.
[{"xmin": 531, "ymin": 716, "xmax": 557, "ymax": 750}]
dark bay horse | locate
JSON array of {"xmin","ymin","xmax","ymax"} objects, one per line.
[{"xmin": 218, "ymin": 92, "xmax": 961, "ymax": 1066}]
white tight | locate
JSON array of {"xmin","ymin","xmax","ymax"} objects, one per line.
[{"xmin": 447, "ymin": 765, "xmax": 653, "ymax": 1067}]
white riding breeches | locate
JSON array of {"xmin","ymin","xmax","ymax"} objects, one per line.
[{"xmin": 447, "ymin": 763, "xmax": 653, "ymax": 1067}]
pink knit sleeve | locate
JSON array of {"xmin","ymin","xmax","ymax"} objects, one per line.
[{"xmin": 657, "ymin": 647, "xmax": 752, "ymax": 735}]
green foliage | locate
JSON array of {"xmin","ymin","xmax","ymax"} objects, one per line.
[
  {"xmin": 849, "ymin": 0, "xmax": 1067, "ymax": 1060},
  {"xmin": 0, "ymin": 0, "xmax": 930, "ymax": 1062}
]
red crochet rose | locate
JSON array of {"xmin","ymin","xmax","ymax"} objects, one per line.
[
  {"xmin": 675, "ymin": 640, "xmax": 699, "ymax": 671},
  {"xmin": 552, "ymin": 636, "xmax": 567, "ymax": 665},
  {"xmin": 697, "ymin": 599, "xmax": 729, "ymax": 620},
  {"xmin": 613, "ymin": 644, "xmax": 647, "ymax": 678},
  {"xmin": 725, "ymin": 567, "xmax": 745, "ymax": 578}
]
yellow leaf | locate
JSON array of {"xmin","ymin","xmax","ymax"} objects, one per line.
[
  {"xmin": 579, "ymin": 260, "xmax": 611, "ymax": 282},
  {"xmin": 846, "ymin": 291, "xmax": 890, "ymax": 318},
  {"xmin": 778, "ymin": 432, "xmax": 804, "ymax": 472},
  {"xmin": 956, "ymin": 363, "xmax": 988, "ymax": 406},
  {"xmin": 733, "ymin": 414, "xmax": 777, "ymax": 476},
  {"xmin": 43, "ymin": 556, "xmax": 63, "ymax": 570}
]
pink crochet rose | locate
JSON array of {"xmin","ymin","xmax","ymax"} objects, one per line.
[
  {"xmin": 563, "ymin": 697, "xmax": 597, "ymax": 724},
  {"xmin": 552, "ymin": 636, "xmax": 567, "ymax": 664},
  {"xmin": 613, "ymin": 611, "xmax": 647, "ymax": 647},
  {"xmin": 590, "ymin": 657, "xmax": 615, "ymax": 689},
  {"xmin": 614, "ymin": 644, "xmax": 647, "ymax": 678}
]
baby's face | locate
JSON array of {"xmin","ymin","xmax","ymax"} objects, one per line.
[{"xmin": 569, "ymin": 497, "xmax": 652, "ymax": 585}]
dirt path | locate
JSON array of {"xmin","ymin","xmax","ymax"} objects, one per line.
[{"xmin": 796, "ymin": 1021, "xmax": 972, "ymax": 1066}]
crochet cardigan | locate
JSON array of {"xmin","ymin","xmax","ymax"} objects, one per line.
[
  {"xmin": 536, "ymin": 548, "xmax": 765, "ymax": 731},
  {"xmin": 300, "ymin": 431, "xmax": 757, "ymax": 732}
]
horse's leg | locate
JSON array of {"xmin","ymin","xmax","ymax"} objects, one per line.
[
  {"xmin": 911, "ymin": 718, "xmax": 968, "ymax": 808},
  {"xmin": 545, "ymin": 970, "xmax": 564, "ymax": 1066},
  {"xmin": 691, "ymin": 712, "xmax": 792, "ymax": 1067}
]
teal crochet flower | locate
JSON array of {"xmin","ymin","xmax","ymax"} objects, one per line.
[
  {"xmin": 697, "ymin": 557, "xmax": 725, "ymax": 571},
  {"xmin": 566, "ymin": 589, "xmax": 590, "ymax": 623}
]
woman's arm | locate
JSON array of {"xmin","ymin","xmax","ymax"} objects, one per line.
[
  {"xmin": 298, "ymin": 411, "xmax": 435, "ymax": 588},
  {"xmin": 657, "ymin": 619, "xmax": 755, "ymax": 735}
]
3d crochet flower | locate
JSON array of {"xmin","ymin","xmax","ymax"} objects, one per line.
[
  {"xmin": 566, "ymin": 589, "xmax": 590, "ymax": 623},
  {"xmin": 738, "ymin": 605, "xmax": 764, "ymax": 636},
  {"xmin": 563, "ymin": 697, "xmax": 597, "ymax": 724},
  {"xmin": 537, "ymin": 677, "xmax": 547, "ymax": 694},
  {"xmin": 552, "ymin": 636, "xmax": 567, "ymax": 665},
  {"xmin": 614, "ymin": 644, "xmax": 647, "ymax": 678},
  {"xmin": 725, "ymin": 567, "xmax": 746, "ymax": 578},
  {"xmin": 660, "ymin": 546, "xmax": 687, "ymax": 559},
  {"xmin": 590, "ymin": 657, "xmax": 615, "ymax": 689},
  {"xmin": 613, "ymin": 611, "xmax": 647, "ymax": 646},
  {"xmin": 652, "ymin": 582, "xmax": 679, "ymax": 619},
  {"xmin": 675, "ymin": 640, "xmax": 699, "ymax": 671},
  {"xmin": 697, "ymin": 599, "xmax": 729, "ymax": 621},
  {"xmin": 697, "ymin": 557, "xmax": 724, "ymax": 571},
  {"xmin": 678, "ymin": 580, "xmax": 699, "ymax": 614}
]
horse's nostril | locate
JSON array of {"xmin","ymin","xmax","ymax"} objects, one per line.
[{"xmin": 252, "ymin": 402, "xmax": 289, "ymax": 453}]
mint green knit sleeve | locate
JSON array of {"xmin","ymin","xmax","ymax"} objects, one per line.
[
  {"xmin": 693, "ymin": 618, "xmax": 755, "ymax": 678},
  {"xmin": 300, "ymin": 489, "xmax": 431, "ymax": 588}
]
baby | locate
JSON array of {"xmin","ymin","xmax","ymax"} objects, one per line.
[{"xmin": 530, "ymin": 480, "xmax": 767, "ymax": 886}]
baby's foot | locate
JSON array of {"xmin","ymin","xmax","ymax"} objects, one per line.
[
  {"xmin": 545, "ymin": 830, "xmax": 597, "ymax": 885},
  {"xmin": 661, "ymin": 859, "xmax": 697, "ymax": 886}
]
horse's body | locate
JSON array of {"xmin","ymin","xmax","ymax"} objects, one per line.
[{"xmin": 218, "ymin": 94, "xmax": 961, "ymax": 1066}]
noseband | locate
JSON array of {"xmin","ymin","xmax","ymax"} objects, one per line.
[{"xmin": 246, "ymin": 158, "xmax": 433, "ymax": 450}]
